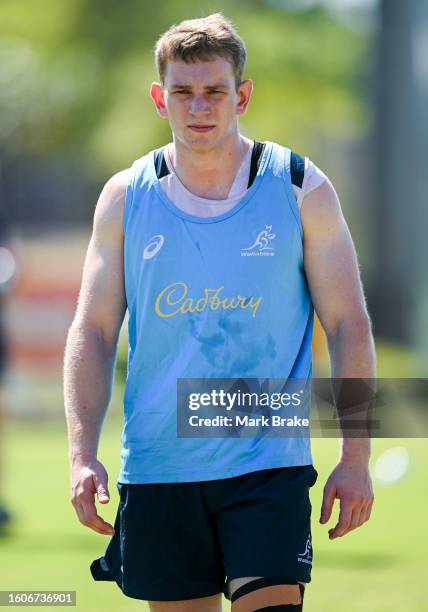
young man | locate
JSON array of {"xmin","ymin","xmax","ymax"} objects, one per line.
[{"xmin": 64, "ymin": 13, "xmax": 375, "ymax": 611}]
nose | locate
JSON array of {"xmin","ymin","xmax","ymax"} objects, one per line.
[{"xmin": 189, "ymin": 94, "xmax": 211, "ymax": 115}]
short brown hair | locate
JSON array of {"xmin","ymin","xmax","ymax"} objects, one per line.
[{"xmin": 154, "ymin": 13, "xmax": 247, "ymax": 89}]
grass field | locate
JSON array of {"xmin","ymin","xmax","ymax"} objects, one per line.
[{"xmin": 0, "ymin": 414, "xmax": 427, "ymax": 611}]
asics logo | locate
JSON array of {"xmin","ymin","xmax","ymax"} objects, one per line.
[{"xmin": 143, "ymin": 234, "xmax": 165, "ymax": 260}]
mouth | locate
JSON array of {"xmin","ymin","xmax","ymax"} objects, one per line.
[{"xmin": 187, "ymin": 125, "xmax": 215, "ymax": 133}]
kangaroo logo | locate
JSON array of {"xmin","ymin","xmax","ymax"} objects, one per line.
[
  {"xmin": 241, "ymin": 225, "xmax": 276, "ymax": 257},
  {"xmin": 297, "ymin": 534, "xmax": 313, "ymax": 565},
  {"xmin": 143, "ymin": 234, "xmax": 165, "ymax": 260}
]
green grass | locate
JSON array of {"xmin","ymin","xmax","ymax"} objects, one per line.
[{"xmin": 0, "ymin": 415, "xmax": 427, "ymax": 611}]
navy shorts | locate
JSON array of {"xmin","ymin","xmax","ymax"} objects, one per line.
[{"xmin": 90, "ymin": 464, "xmax": 318, "ymax": 602}]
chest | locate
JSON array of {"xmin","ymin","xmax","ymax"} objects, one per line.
[{"xmin": 126, "ymin": 201, "xmax": 301, "ymax": 290}]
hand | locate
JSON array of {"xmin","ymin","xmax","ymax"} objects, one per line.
[
  {"xmin": 70, "ymin": 457, "xmax": 115, "ymax": 535},
  {"xmin": 319, "ymin": 460, "xmax": 374, "ymax": 539}
]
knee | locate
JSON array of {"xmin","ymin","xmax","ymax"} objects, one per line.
[{"xmin": 230, "ymin": 577, "xmax": 305, "ymax": 611}]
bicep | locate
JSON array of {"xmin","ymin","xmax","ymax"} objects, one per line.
[
  {"xmin": 73, "ymin": 171, "xmax": 129, "ymax": 345},
  {"xmin": 301, "ymin": 178, "xmax": 368, "ymax": 336}
]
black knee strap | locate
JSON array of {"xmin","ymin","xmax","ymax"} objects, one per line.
[{"xmin": 231, "ymin": 577, "xmax": 305, "ymax": 609}]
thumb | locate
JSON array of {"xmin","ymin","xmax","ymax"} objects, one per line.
[
  {"xmin": 93, "ymin": 472, "xmax": 110, "ymax": 504},
  {"xmin": 320, "ymin": 485, "xmax": 336, "ymax": 524}
]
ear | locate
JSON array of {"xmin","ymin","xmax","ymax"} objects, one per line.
[
  {"xmin": 236, "ymin": 79, "xmax": 253, "ymax": 116},
  {"xmin": 150, "ymin": 82, "xmax": 168, "ymax": 118}
]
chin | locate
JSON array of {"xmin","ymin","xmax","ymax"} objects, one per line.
[
  {"xmin": 184, "ymin": 135, "xmax": 220, "ymax": 153},
  {"xmin": 175, "ymin": 125, "xmax": 232, "ymax": 153}
]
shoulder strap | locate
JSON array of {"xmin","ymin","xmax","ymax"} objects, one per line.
[
  {"xmin": 247, "ymin": 140, "xmax": 266, "ymax": 188},
  {"xmin": 290, "ymin": 151, "xmax": 305, "ymax": 188},
  {"xmin": 153, "ymin": 147, "xmax": 170, "ymax": 179}
]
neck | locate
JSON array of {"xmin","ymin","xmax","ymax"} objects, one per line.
[{"xmin": 169, "ymin": 131, "xmax": 253, "ymax": 199}]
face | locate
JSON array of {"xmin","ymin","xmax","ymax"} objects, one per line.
[{"xmin": 150, "ymin": 57, "xmax": 252, "ymax": 152}]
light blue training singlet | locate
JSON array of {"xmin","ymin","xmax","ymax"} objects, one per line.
[{"xmin": 119, "ymin": 141, "xmax": 314, "ymax": 484}]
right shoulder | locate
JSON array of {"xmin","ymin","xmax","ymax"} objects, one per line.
[{"xmin": 93, "ymin": 168, "xmax": 133, "ymax": 237}]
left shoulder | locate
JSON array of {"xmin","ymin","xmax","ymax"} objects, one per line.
[
  {"xmin": 278, "ymin": 144, "xmax": 333, "ymax": 211},
  {"xmin": 301, "ymin": 177, "xmax": 347, "ymax": 238}
]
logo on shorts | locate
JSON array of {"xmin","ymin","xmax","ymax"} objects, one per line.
[
  {"xmin": 297, "ymin": 534, "xmax": 313, "ymax": 565},
  {"xmin": 143, "ymin": 234, "xmax": 165, "ymax": 260},
  {"xmin": 241, "ymin": 225, "xmax": 276, "ymax": 257}
]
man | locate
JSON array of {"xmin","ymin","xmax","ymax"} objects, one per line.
[{"xmin": 64, "ymin": 13, "xmax": 375, "ymax": 611}]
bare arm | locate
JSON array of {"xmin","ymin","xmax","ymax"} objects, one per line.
[
  {"xmin": 64, "ymin": 169, "xmax": 129, "ymax": 535},
  {"xmin": 302, "ymin": 178, "xmax": 375, "ymax": 539}
]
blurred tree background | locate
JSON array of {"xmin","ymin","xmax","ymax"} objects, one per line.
[{"xmin": 0, "ymin": 0, "xmax": 370, "ymax": 218}]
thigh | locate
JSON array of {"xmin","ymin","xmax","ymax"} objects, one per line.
[{"xmin": 209, "ymin": 465, "xmax": 318, "ymax": 600}]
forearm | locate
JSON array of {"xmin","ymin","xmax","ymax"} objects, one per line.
[
  {"xmin": 64, "ymin": 323, "xmax": 117, "ymax": 463},
  {"xmin": 326, "ymin": 316, "xmax": 376, "ymax": 463}
]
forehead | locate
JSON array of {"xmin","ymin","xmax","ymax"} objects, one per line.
[{"xmin": 163, "ymin": 57, "xmax": 235, "ymax": 86}]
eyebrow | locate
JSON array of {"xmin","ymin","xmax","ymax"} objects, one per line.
[{"xmin": 169, "ymin": 83, "xmax": 231, "ymax": 90}]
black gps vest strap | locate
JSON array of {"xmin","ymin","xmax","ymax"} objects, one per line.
[
  {"xmin": 154, "ymin": 147, "xmax": 170, "ymax": 179},
  {"xmin": 290, "ymin": 151, "xmax": 305, "ymax": 188},
  {"xmin": 247, "ymin": 140, "xmax": 266, "ymax": 188}
]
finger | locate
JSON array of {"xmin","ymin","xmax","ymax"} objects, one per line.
[
  {"xmin": 93, "ymin": 472, "xmax": 110, "ymax": 504},
  {"xmin": 359, "ymin": 500, "xmax": 373, "ymax": 525},
  {"xmin": 365, "ymin": 499, "xmax": 374, "ymax": 522},
  {"xmin": 76, "ymin": 502, "xmax": 110, "ymax": 535},
  {"xmin": 84, "ymin": 511, "xmax": 115, "ymax": 535},
  {"xmin": 320, "ymin": 485, "xmax": 336, "ymax": 524},
  {"xmin": 348, "ymin": 506, "xmax": 365, "ymax": 533},
  {"xmin": 328, "ymin": 504, "xmax": 352, "ymax": 539},
  {"xmin": 357, "ymin": 496, "xmax": 374, "ymax": 526},
  {"xmin": 76, "ymin": 502, "xmax": 103, "ymax": 534},
  {"xmin": 79, "ymin": 496, "xmax": 115, "ymax": 535},
  {"xmin": 355, "ymin": 503, "xmax": 369, "ymax": 526}
]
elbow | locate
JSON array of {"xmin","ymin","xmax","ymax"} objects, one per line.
[
  {"xmin": 326, "ymin": 310, "xmax": 373, "ymax": 345},
  {"xmin": 66, "ymin": 319, "xmax": 118, "ymax": 357},
  {"xmin": 346, "ymin": 310, "xmax": 373, "ymax": 338}
]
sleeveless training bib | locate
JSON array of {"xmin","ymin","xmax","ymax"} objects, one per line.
[{"xmin": 119, "ymin": 141, "xmax": 314, "ymax": 483}]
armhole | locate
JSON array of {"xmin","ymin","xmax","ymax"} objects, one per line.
[{"xmin": 282, "ymin": 147, "xmax": 303, "ymax": 239}]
